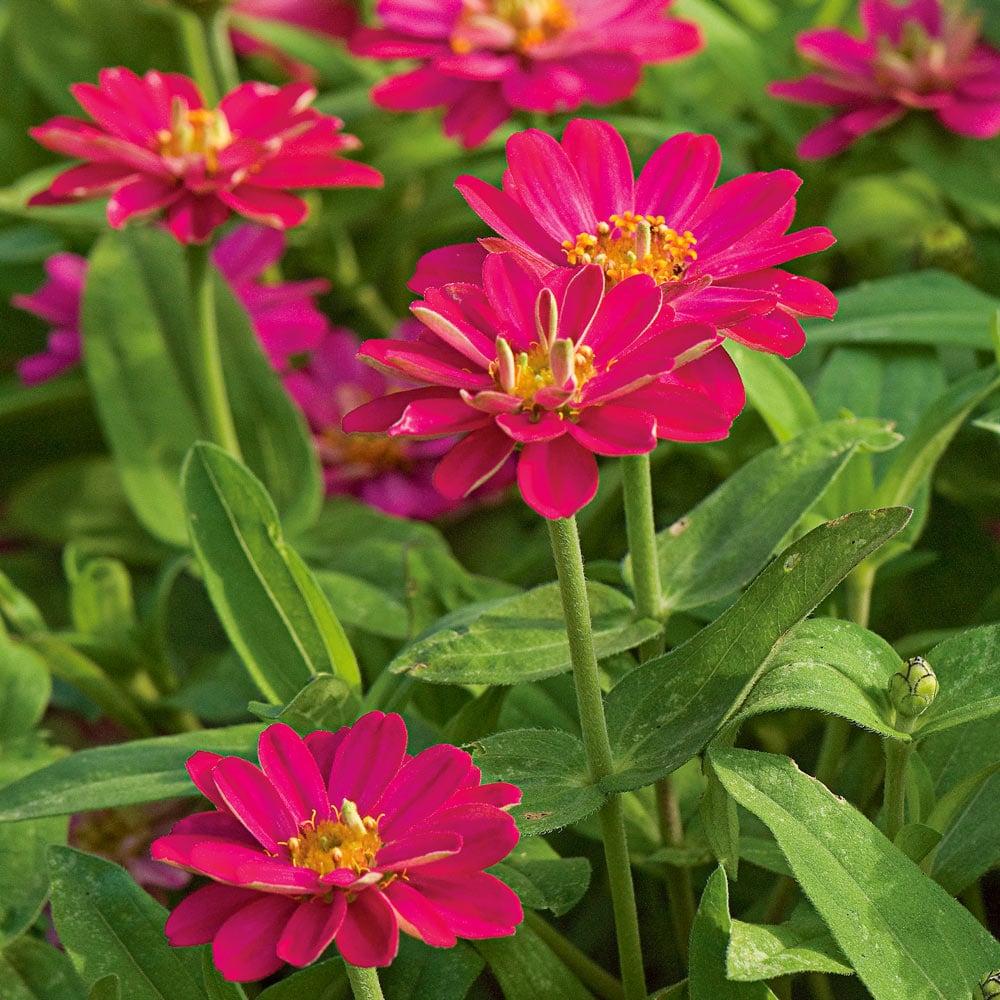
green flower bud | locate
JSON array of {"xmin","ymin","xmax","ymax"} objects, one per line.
[
  {"xmin": 979, "ymin": 970, "xmax": 1000, "ymax": 998},
  {"xmin": 888, "ymin": 656, "xmax": 938, "ymax": 720}
]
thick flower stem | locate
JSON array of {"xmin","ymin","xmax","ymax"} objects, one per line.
[
  {"xmin": 525, "ymin": 911, "xmax": 624, "ymax": 1000},
  {"xmin": 344, "ymin": 963, "xmax": 386, "ymax": 1000},
  {"xmin": 546, "ymin": 516, "xmax": 647, "ymax": 1000},
  {"xmin": 883, "ymin": 719, "xmax": 916, "ymax": 843},
  {"xmin": 621, "ymin": 453, "xmax": 694, "ymax": 959},
  {"xmin": 177, "ymin": 8, "xmax": 222, "ymax": 105},
  {"xmin": 187, "ymin": 244, "xmax": 243, "ymax": 460}
]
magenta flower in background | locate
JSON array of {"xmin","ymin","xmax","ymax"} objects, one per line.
[
  {"xmin": 11, "ymin": 253, "xmax": 85, "ymax": 385},
  {"xmin": 285, "ymin": 323, "xmax": 504, "ymax": 518},
  {"xmin": 13, "ymin": 225, "xmax": 328, "ymax": 383},
  {"xmin": 768, "ymin": 0, "xmax": 1000, "ymax": 158},
  {"xmin": 28, "ymin": 67, "xmax": 382, "ymax": 243},
  {"xmin": 152, "ymin": 715, "xmax": 522, "ymax": 978},
  {"xmin": 344, "ymin": 252, "xmax": 744, "ymax": 519},
  {"xmin": 230, "ymin": 0, "xmax": 359, "ymax": 81},
  {"xmin": 423, "ymin": 119, "xmax": 836, "ymax": 358},
  {"xmin": 350, "ymin": 0, "xmax": 702, "ymax": 148}
]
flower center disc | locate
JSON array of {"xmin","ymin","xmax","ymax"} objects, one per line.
[
  {"xmin": 562, "ymin": 212, "xmax": 698, "ymax": 287},
  {"xmin": 491, "ymin": 340, "xmax": 597, "ymax": 406},
  {"xmin": 286, "ymin": 801, "xmax": 382, "ymax": 876},
  {"xmin": 157, "ymin": 101, "xmax": 233, "ymax": 174},
  {"xmin": 452, "ymin": 0, "xmax": 574, "ymax": 54},
  {"xmin": 321, "ymin": 427, "xmax": 413, "ymax": 477}
]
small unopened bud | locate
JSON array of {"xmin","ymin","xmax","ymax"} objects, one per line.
[
  {"xmin": 979, "ymin": 970, "xmax": 1000, "ymax": 998},
  {"xmin": 535, "ymin": 288, "xmax": 559, "ymax": 349},
  {"xmin": 888, "ymin": 656, "xmax": 938, "ymax": 721},
  {"xmin": 340, "ymin": 799, "xmax": 367, "ymax": 838},
  {"xmin": 549, "ymin": 338, "xmax": 576, "ymax": 390}
]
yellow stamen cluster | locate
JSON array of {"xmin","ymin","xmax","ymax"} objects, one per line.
[
  {"xmin": 490, "ymin": 340, "xmax": 596, "ymax": 406},
  {"xmin": 562, "ymin": 212, "xmax": 698, "ymax": 287},
  {"xmin": 285, "ymin": 801, "xmax": 382, "ymax": 877},
  {"xmin": 321, "ymin": 427, "xmax": 413, "ymax": 475},
  {"xmin": 451, "ymin": 0, "xmax": 574, "ymax": 55},
  {"xmin": 157, "ymin": 101, "xmax": 233, "ymax": 174}
]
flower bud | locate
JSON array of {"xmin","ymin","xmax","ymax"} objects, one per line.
[
  {"xmin": 979, "ymin": 970, "xmax": 1000, "ymax": 998},
  {"xmin": 549, "ymin": 338, "xmax": 576, "ymax": 390},
  {"xmin": 888, "ymin": 655, "xmax": 938, "ymax": 721}
]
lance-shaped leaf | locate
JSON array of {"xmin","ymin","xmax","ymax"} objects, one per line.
[
  {"xmin": 603, "ymin": 507, "xmax": 911, "ymax": 792},
  {"xmin": 390, "ymin": 581, "xmax": 659, "ymax": 685},
  {"xmin": 711, "ymin": 748, "xmax": 1000, "ymax": 999},
  {"xmin": 633, "ymin": 418, "xmax": 899, "ymax": 613},
  {"xmin": 182, "ymin": 443, "xmax": 359, "ymax": 704},
  {"xmin": 0, "ymin": 936, "xmax": 87, "ymax": 1000}
]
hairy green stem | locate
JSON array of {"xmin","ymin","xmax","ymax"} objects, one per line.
[
  {"xmin": 526, "ymin": 911, "xmax": 624, "ymax": 1000},
  {"xmin": 546, "ymin": 516, "xmax": 647, "ymax": 1000},
  {"xmin": 344, "ymin": 963, "xmax": 385, "ymax": 1000},
  {"xmin": 187, "ymin": 244, "xmax": 243, "ymax": 459},
  {"xmin": 883, "ymin": 720, "xmax": 916, "ymax": 842}
]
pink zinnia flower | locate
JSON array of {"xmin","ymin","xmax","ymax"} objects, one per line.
[
  {"xmin": 231, "ymin": 0, "xmax": 359, "ymax": 81},
  {"xmin": 12, "ymin": 224, "xmax": 329, "ymax": 384},
  {"xmin": 285, "ymin": 323, "xmax": 505, "ymax": 518},
  {"xmin": 28, "ymin": 67, "xmax": 382, "ymax": 243},
  {"xmin": 768, "ymin": 0, "xmax": 1000, "ymax": 158},
  {"xmin": 350, "ymin": 0, "xmax": 702, "ymax": 148},
  {"xmin": 344, "ymin": 252, "xmax": 744, "ymax": 519},
  {"xmin": 421, "ymin": 119, "xmax": 836, "ymax": 358},
  {"xmin": 152, "ymin": 715, "xmax": 522, "ymax": 979}
]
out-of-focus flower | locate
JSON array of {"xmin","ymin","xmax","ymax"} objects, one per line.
[
  {"xmin": 12, "ymin": 224, "xmax": 328, "ymax": 383},
  {"xmin": 768, "ymin": 0, "xmax": 1000, "ymax": 158},
  {"xmin": 152, "ymin": 715, "xmax": 522, "ymax": 979},
  {"xmin": 414, "ymin": 119, "xmax": 837, "ymax": 358},
  {"xmin": 11, "ymin": 253, "xmax": 85, "ymax": 385},
  {"xmin": 28, "ymin": 67, "xmax": 382, "ymax": 243},
  {"xmin": 230, "ymin": 0, "xmax": 359, "ymax": 81},
  {"xmin": 350, "ymin": 0, "xmax": 702, "ymax": 148},
  {"xmin": 285, "ymin": 322, "xmax": 506, "ymax": 517},
  {"xmin": 345, "ymin": 252, "xmax": 743, "ymax": 519}
]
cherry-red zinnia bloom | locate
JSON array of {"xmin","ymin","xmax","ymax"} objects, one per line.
[
  {"xmin": 344, "ymin": 252, "xmax": 744, "ymax": 519},
  {"xmin": 28, "ymin": 67, "xmax": 382, "ymax": 243},
  {"xmin": 351, "ymin": 0, "xmax": 702, "ymax": 147},
  {"xmin": 768, "ymin": 0, "xmax": 1000, "ymax": 158},
  {"xmin": 152, "ymin": 715, "xmax": 522, "ymax": 979},
  {"xmin": 415, "ymin": 119, "xmax": 836, "ymax": 358}
]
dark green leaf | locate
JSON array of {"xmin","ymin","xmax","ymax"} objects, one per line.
[
  {"xmin": 493, "ymin": 838, "xmax": 591, "ymax": 917},
  {"xmin": 380, "ymin": 936, "xmax": 484, "ymax": 1000},
  {"xmin": 87, "ymin": 977, "xmax": 120, "ymax": 1000},
  {"xmin": 247, "ymin": 673, "xmax": 360, "ymax": 733},
  {"xmin": 471, "ymin": 730, "xmax": 601, "ymax": 836},
  {"xmin": 0, "ymin": 639, "xmax": 50, "ymax": 740},
  {"xmin": 314, "ymin": 570, "xmax": 408, "ymax": 640},
  {"xmin": 602, "ymin": 508, "xmax": 911, "ymax": 792},
  {"xmin": 48, "ymin": 847, "xmax": 210, "ymax": 1000},
  {"xmin": 0, "ymin": 936, "xmax": 86, "ymax": 1000},
  {"xmin": 711, "ymin": 748, "xmax": 1000, "ymax": 999},
  {"xmin": 475, "ymin": 925, "xmax": 593, "ymax": 1000},
  {"xmin": 0, "ymin": 724, "xmax": 263, "ymax": 822},
  {"xmin": 182, "ymin": 443, "xmax": 359, "ymax": 704},
  {"xmin": 255, "ymin": 959, "xmax": 348, "ymax": 1000}
]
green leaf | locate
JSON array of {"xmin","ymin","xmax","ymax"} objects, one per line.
[
  {"xmin": 87, "ymin": 977, "xmax": 120, "ymax": 1000},
  {"xmin": 248, "ymin": 673, "xmax": 360, "ymax": 733},
  {"xmin": 0, "ymin": 936, "xmax": 87, "ymax": 1000},
  {"xmin": 48, "ymin": 847, "xmax": 211, "ymax": 1000},
  {"xmin": 726, "ymin": 342, "xmax": 819, "ymax": 442},
  {"xmin": 711, "ymin": 748, "xmax": 1000, "ymax": 999},
  {"xmin": 200, "ymin": 951, "xmax": 247, "ymax": 1000},
  {"xmin": 379, "ymin": 937, "xmax": 484, "ymax": 1000},
  {"xmin": 689, "ymin": 867, "xmax": 778, "ymax": 1000},
  {"xmin": 727, "ymin": 905, "xmax": 852, "ymax": 980},
  {"xmin": 0, "ymin": 724, "xmax": 263, "ymax": 822},
  {"xmin": 65, "ymin": 549, "xmax": 137, "ymax": 646},
  {"xmin": 728, "ymin": 618, "xmax": 907, "ymax": 740},
  {"xmin": 493, "ymin": 838, "xmax": 591, "ymax": 917},
  {"xmin": 471, "ymin": 729, "xmax": 602, "ymax": 836},
  {"xmin": 0, "ymin": 639, "xmax": 50, "ymax": 741},
  {"xmin": 313, "ymin": 570, "xmax": 409, "ymax": 640},
  {"xmin": 255, "ymin": 959, "xmax": 348, "ymax": 1000},
  {"xmin": 801, "ymin": 270, "xmax": 1000, "ymax": 348},
  {"xmin": 602, "ymin": 508, "xmax": 911, "ymax": 792},
  {"xmin": 182, "ymin": 443, "xmax": 359, "ymax": 705},
  {"xmin": 641, "ymin": 418, "xmax": 900, "ymax": 613},
  {"xmin": 475, "ymin": 924, "xmax": 594, "ymax": 1000},
  {"xmin": 390, "ymin": 581, "xmax": 659, "ymax": 685}
]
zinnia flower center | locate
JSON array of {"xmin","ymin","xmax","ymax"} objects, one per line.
[
  {"xmin": 157, "ymin": 100, "xmax": 233, "ymax": 174},
  {"xmin": 322, "ymin": 427, "xmax": 413, "ymax": 477},
  {"xmin": 451, "ymin": 0, "xmax": 574, "ymax": 54},
  {"xmin": 490, "ymin": 332, "xmax": 597, "ymax": 409},
  {"xmin": 562, "ymin": 212, "xmax": 698, "ymax": 287},
  {"xmin": 285, "ymin": 800, "xmax": 382, "ymax": 876}
]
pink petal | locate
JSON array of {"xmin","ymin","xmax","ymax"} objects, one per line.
[
  {"xmin": 213, "ymin": 894, "xmax": 297, "ymax": 981},
  {"xmin": 517, "ymin": 436, "xmax": 599, "ymax": 519},
  {"xmin": 724, "ymin": 307, "xmax": 808, "ymax": 357},
  {"xmin": 46, "ymin": 162, "xmax": 139, "ymax": 199},
  {"xmin": 442, "ymin": 79, "xmax": 512, "ymax": 148},
  {"xmin": 383, "ymin": 881, "xmax": 455, "ymax": 947},
  {"xmin": 305, "ymin": 728, "xmax": 350, "ymax": 779},
  {"xmin": 212, "ymin": 756, "xmax": 298, "ymax": 851},
  {"xmin": 276, "ymin": 895, "xmax": 347, "ymax": 967},
  {"xmin": 626, "ymin": 383, "xmax": 735, "ymax": 441},
  {"xmin": 105, "ymin": 176, "xmax": 180, "ymax": 227},
  {"xmin": 560, "ymin": 118, "xmax": 635, "ymax": 226},
  {"xmin": 635, "ymin": 132, "xmax": 721, "ymax": 224},
  {"xmin": 335, "ymin": 889, "xmax": 400, "ymax": 967},
  {"xmin": 251, "ymin": 155, "xmax": 382, "ymax": 189},
  {"xmin": 212, "ymin": 223, "xmax": 284, "ymax": 282},
  {"xmin": 410, "ymin": 804, "xmax": 520, "ymax": 874},
  {"xmin": 392, "ymin": 396, "xmax": 489, "ymax": 436},
  {"xmin": 432, "ymin": 424, "xmax": 517, "ymax": 499},
  {"xmin": 407, "ymin": 870, "xmax": 522, "ymax": 939},
  {"xmin": 409, "ymin": 242, "xmax": 488, "ymax": 293},
  {"xmin": 163, "ymin": 193, "xmax": 232, "ymax": 244},
  {"xmin": 376, "ymin": 831, "xmax": 463, "ymax": 871},
  {"xmin": 258, "ymin": 722, "xmax": 331, "ymax": 824},
  {"xmin": 936, "ymin": 100, "xmax": 1000, "ymax": 138},
  {"xmin": 568, "ymin": 405, "xmax": 657, "ymax": 455},
  {"xmin": 186, "ymin": 751, "xmax": 227, "ymax": 808},
  {"xmin": 343, "ymin": 387, "xmax": 454, "ymax": 434},
  {"xmin": 581, "ymin": 273, "xmax": 662, "ymax": 355},
  {"xmin": 480, "ymin": 253, "xmax": 543, "ymax": 350},
  {"xmin": 359, "ymin": 338, "xmax": 493, "ymax": 390},
  {"xmin": 410, "ymin": 302, "xmax": 495, "ymax": 367},
  {"xmin": 495, "ymin": 411, "xmax": 567, "ymax": 444},
  {"xmin": 164, "ymin": 883, "xmax": 260, "ymax": 946},
  {"xmin": 217, "ymin": 185, "xmax": 309, "ymax": 229},
  {"xmin": 328, "ymin": 711, "xmax": 408, "ymax": 815}
]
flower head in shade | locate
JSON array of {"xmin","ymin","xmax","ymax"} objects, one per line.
[
  {"xmin": 344, "ymin": 252, "xmax": 744, "ymax": 519},
  {"xmin": 231, "ymin": 0, "xmax": 359, "ymax": 81},
  {"xmin": 12, "ymin": 224, "xmax": 329, "ymax": 383},
  {"xmin": 768, "ymin": 0, "xmax": 1000, "ymax": 158},
  {"xmin": 350, "ymin": 0, "xmax": 702, "ymax": 148},
  {"xmin": 28, "ymin": 67, "xmax": 382, "ymax": 243},
  {"xmin": 285, "ymin": 323, "xmax": 506, "ymax": 518},
  {"xmin": 417, "ymin": 119, "xmax": 837, "ymax": 358},
  {"xmin": 152, "ymin": 715, "xmax": 522, "ymax": 979}
]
